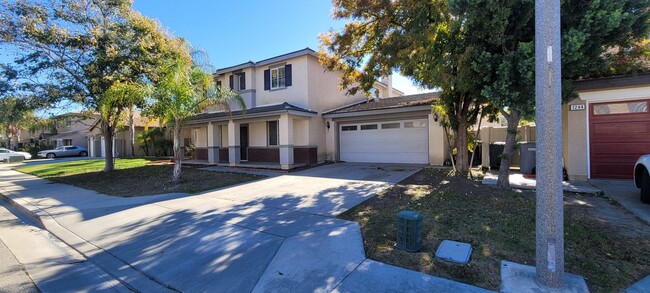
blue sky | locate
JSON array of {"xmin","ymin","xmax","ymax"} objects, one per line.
[{"xmin": 132, "ymin": 0, "xmax": 429, "ymax": 94}]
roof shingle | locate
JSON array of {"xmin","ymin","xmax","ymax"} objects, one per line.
[{"xmin": 324, "ymin": 92, "xmax": 440, "ymax": 115}]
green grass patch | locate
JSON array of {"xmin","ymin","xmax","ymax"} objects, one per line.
[
  {"xmin": 16, "ymin": 159, "xmax": 264, "ymax": 197},
  {"xmin": 339, "ymin": 168, "xmax": 650, "ymax": 292}
]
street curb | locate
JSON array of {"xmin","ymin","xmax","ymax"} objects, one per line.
[
  {"xmin": 0, "ymin": 190, "xmax": 177, "ymax": 292},
  {"xmin": 0, "ymin": 192, "xmax": 45, "ymax": 229}
]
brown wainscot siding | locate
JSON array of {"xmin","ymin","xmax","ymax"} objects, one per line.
[
  {"xmin": 195, "ymin": 148, "xmax": 208, "ymax": 160},
  {"xmin": 294, "ymin": 147, "xmax": 317, "ymax": 165},
  {"xmin": 219, "ymin": 148, "xmax": 229, "ymax": 163},
  {"xmin": 248, "ymin": 147, "xmax": 280, "ymax": 163}
]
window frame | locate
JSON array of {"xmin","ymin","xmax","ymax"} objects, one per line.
[{"xmin": 270, "ymin": 66, "xmax": 286, "ymax": 90}]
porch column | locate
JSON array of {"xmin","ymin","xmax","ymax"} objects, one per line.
[
  {"xmin": 207, "ymin": 122, "xmax": 220, "ymax": 164},
  {"xmin": 279, "ymin": 113, "xmax": 294, "ymax": 170},
  {"xmin": 89, "ymin": 137, "xmax": 95, "ymax": 157},
  {"xmin": 227, "ymin": 120, "xmax": 240, "ymax": 166}
]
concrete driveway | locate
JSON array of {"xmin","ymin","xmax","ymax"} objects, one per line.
[
  {"xmin": 590, "ymin": 179, "xmax": 650, "ymax": 224},
  {"xmin": 0, "ymin": 162, "xmax": 489, "ymax": 292}
]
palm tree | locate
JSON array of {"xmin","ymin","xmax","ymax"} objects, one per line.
[{"xmin": 150, "ymin": 46, "xmax": 244, "ymax": 183}]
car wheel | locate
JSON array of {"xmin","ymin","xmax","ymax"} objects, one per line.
[
  {"xmin": 79, "ymin": 151, "xmax": 88, "ymax": 157},
  {"xmin": 641, "ymin": 169, "xmax": 650, "ymax": 204},
  {"xmin": 46, "ymin": 153, "xmax": 56, "ymax": 159}
]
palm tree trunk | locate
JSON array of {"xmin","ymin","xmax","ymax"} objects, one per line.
[
  {"xmin": 129, "ymin": 107, "xmax": 135, "ymax": 158},
  {"xmin": 103, "ymin": 122, "xmax": 115, "ymax": 173},
  {"xmin": 172, "ymin": 121, "xmax": 182, "ymax": 184}
]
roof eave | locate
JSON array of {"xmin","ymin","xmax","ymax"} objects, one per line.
[
  {"xmin": 323, "ymin": 105, "xmax": 432, "ymax": 118},
  {"xmin": 187, "ymin": 109, "xmax": 317, "ymax": 125}
]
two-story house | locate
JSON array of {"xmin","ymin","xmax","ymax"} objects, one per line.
[{"xmin": 184, "ymin": 48, "xmax": 451, "ymax": 170}]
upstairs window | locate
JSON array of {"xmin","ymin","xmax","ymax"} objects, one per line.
[
  {"xmin": 229, "ymin": 72, "xmax": 246, "ymax": 91},
  {"xmin": 271, "ymin": 66, "xmax": 285, "ymax": 89},
  {"xmin": 264, "ymin": 64, "xmax": 292, "ymax": 91}
]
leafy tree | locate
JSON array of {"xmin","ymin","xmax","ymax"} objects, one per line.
[
  {"xmin": 0, "ymin": 96, "xmax": 32, "ymax": 149},
  {"xmin": 149, "ymin": 46, "xmax": 244, "ymax": 183},
  {"xmin": 319, "ymin": 0, "xmax": 490, "ymax": 174},
  {"xmin": 104, "ymin": 81, "xmax": 151, "ymax": 157},
  {"xmin": 1, "ymin": 0, "xmax": 174, "ymax": 172},
  {"xmin": 452, "ymin": 0, "xmax": 649, "ymax": 187}
]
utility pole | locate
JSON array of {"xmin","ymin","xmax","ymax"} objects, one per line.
[{"xmin": 535, "ymin": 0, "xmax": 564, "ymax": 288}]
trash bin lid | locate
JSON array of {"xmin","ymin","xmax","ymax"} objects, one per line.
[{"xmin": 398, "ymin": 210, "xmax": 422, "ymax": 220}]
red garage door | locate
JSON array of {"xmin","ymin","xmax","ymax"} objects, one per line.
[{"xmin": 590, "ymin": 99, "xmax": 650, "ymax": 179}]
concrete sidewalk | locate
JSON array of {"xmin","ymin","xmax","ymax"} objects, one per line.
[
  {"xmin": 0, "ymin": 202, "xmax": 127, "ymax": 292},
  {"xmin": 0, "ymin": 163, "xmax": 492, "ymax": 292},
  {"xmin": 590, "ymin": 179, "xmax": 650, "ymax": 225},
  {"xmin": 482, "ymin": 171, "xmax": 602, "ymax": 194}
]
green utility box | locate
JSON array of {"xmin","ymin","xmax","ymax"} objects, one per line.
[{"xmin": 396, "ymin": 211, "xmax": 422, "ymax": 252}]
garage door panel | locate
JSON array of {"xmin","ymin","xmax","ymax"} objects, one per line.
[
  {"xmin": 342, "ymin": 142, "xmax": 428, "ymax": 153},
  {"xmin": 591, "ymin": 162, "xmax": 634, "ymax": 179},
  {"xmin": 341, "ymin": 152, "xmax": 427, "ymax": 164},
  {"xmin": 340, "ymin": 119, "xmax": 429, "ymax": 164},
  {"xmin": 591, "ymin": 121, "xmax": 650, "ymax": 137},
  {"xmin": 589, "ymin": 99, "xmax": 650, "ymax": 179},
  {"xmin": 591, "ymin": 142, "xmax": 650, "ymax": 155}
]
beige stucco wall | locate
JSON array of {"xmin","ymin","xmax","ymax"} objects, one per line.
[
  {"xmin": 324, "ymin": 118, "xmax": 338, "ymax": 161},
  {"xmin": 306, "ymin": 56, "xmax": 367, "ymax": 112},
  {"xmin": 189, "ymin": 126, "xmax": 207, "ymax": 147},
  {"xmin": 293, "ymin": 119, "xmax": 309, "ymax": 146},
  {"xmin": 427, "ymin": 113, "xmax": 448, "ymax": 165},
  {"xmin": 564, "ymin": 99, "xmax": 588, "ymax": 180},
  {"xmin": 248, "ymin": 122, "xmax": 267, "ymax": 147}
]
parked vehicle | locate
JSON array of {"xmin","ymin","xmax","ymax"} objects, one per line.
[
  {"xmin": 634, "ymin": 154, "xmax": 650, "ymax": 203},
  {"xmin": 37, "ymin": 146, "xmax": 88, "ymax": 158},
  {"xmin": 0, "ymin": 148, "xmax": 32, "ymax": 161}
]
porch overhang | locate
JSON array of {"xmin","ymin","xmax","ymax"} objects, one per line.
[{"xmin": 187, "ymin": 102, "xmax": 317, "ymax": 125}]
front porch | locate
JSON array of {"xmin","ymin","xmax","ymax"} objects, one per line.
[{"xmin": 184, "ymin": 103, "xmax": 320, "ymax": 170}]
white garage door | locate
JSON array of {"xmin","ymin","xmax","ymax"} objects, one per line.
[{"xmin": 339, "ymin": 119, "xmax": 429, "ymax": 164}]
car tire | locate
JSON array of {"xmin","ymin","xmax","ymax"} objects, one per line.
[
  {"xmin": 46, "ymin": 153, "xmax": 56, "ymax": 159},
  {"xmin": 79, "ymin": 151, "xmax": 88, "ymax": 157},
  {"xmin": 641, "ymin": 168, "xmax": 650, "ymax": 204}
]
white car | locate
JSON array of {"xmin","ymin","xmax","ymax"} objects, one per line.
[
  {"xmin": 634, "ymin": 155, "xmax": 650, "ymax": 204},
  {"xmin": 0, "ymin": 148, "xmax": 32, "ymax": 161}
]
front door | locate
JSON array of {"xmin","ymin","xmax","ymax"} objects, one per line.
[{"xmin": 240, "ymin": 125, "xmax": 249, "ymax": 161}]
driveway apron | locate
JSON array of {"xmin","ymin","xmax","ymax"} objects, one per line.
[{"xmin": 1, "ymin": 163, "xmax": 450, "ymax": 292}]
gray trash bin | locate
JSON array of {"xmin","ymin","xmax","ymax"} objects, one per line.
[{"xmin": 519, "ymin": 142, "xmax": 536, "ymax": 174}]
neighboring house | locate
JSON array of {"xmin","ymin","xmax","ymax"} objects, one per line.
[
  {"xmin": 87, "ymin": 110, "xmax": 160, "ymax": 158},
  {"xmin": 20, "ymin": 113, "xmax": 96, "ymax": 149},
  {"xmin": 481, "ymin": 73, "xmax": 650, "ymax": 181},
  {"xmin": 564, "ymin": 73, "xmax": 650, "ymax": 180},
  {"xmin": 20, "ymin": 111, "xmax": 160, "ymax": 158},
  {"xmin": 183, "ymin": 48, "xmax": 470, "ymax": 170}
]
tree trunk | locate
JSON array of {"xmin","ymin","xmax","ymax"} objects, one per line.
[
  {"xmin": 454, "ymin": 119, "xmax": 470, "ymax": 174},
  {"xmin": 496, "ymin": 109, "xmax": 521, "ymax": 187},
  {"xmin": 468, "ymin": 111, "xmax": 485, "ymax": 179},
  {"xmin": 4, "ymin": 129, "xmax": 10, "ymax": 150},
  {"xmin": 172, "ymin": 121, "xmax": 182, "ymax": 184},
  {"xmin": 129, "ymin": 108, "xmax": 135, "ymax": 158},
  {"xmin": 103, "ymin": 122, "xmax": 115, "ymax": 173}
]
